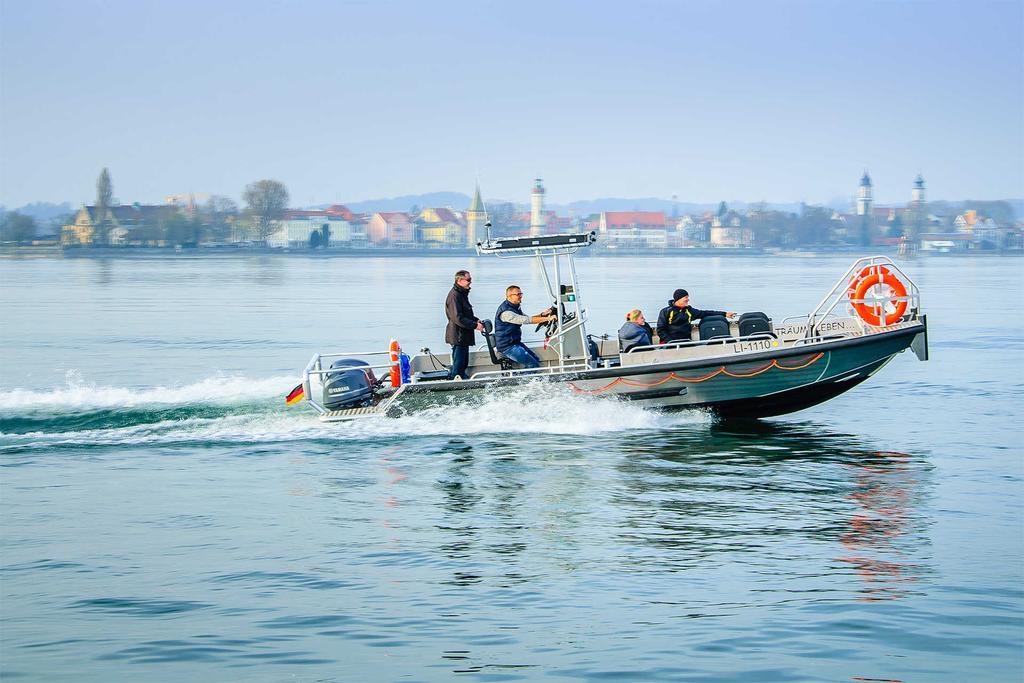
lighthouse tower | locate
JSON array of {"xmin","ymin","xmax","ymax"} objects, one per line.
[
  {"xmin": 911, "ymin": 174, "xmax": 926, "ymax": 206},
  {"xmin": 466, "ymin": 183, "xmax": 485, "ymax": 248},
  {"xmin": 530, "ymin": 178, "xmax": 546, "ymax": 237},
  {"xmin": 856, "ymin": 171, "xmax": 873, "ymax": 216}
]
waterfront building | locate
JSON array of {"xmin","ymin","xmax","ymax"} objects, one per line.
[
  {"xmin": 599, "ymin": 211, "xmax": 668, "ymax": 248},
  {"xmin": 955, "ymin": 210, "xmax": 1003, "ymax": 248},
  {"xmin": 367, "ymin": 212, "xmax": 415, "ymax": 246},
  {"xmin": 710, "ymin": 211, "xmax": 754, "ymax": 248},
  {"xmin": 920, "ymin": 232, "xmax": 974, "ymax": 252},
  {"xmin": 954, "ymin": 210, "xmax": 980, "ymax": 233},
  {"xmin": 545, "ymin": 214, "xmax": 573, "ymax": 232},
  {"xmin": 268, "ymin": 209, "xmax": 353, "ymax": 248},
  {"xmin": 530, "ymin": 178, "xmax": 546, "ymax": 237},
  {"xmin": 416, "ymin": 207, "xmax": 465, "ymax": 247},
  {"xmin": 347, "ymin": 215, "xmax": 369, "ymax": 244},
  {"xmin": 62, "ymin": 204, "xmax": 178, "ymax": 246}
]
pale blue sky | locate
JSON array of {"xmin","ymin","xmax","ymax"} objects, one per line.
[{"xmin": 1, "ymin": 0, "xmax": 1021, "ymax": 208}]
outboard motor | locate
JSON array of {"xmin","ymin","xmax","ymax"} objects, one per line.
[{"xmin": 323, "ymin": 359, "xmax": 376, "ymax": 410}]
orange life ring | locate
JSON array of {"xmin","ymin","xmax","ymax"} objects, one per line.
[
  {"xmin": 389, "ymin": 339, "xmax": 402, "ymax": 388},
  {"xmin": 847, "ymin": 265, "xmax": 891, "ymax": 299},
  {"xmin": 851, "ymin": 270, "xmax": 908, "ymax": 326}
]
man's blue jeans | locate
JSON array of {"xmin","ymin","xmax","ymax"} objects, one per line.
[
  {"xmin": 448, "ymin": 344, "xmax": 470, "ymax": 380},
  {"xmin": 501, "ymin": 343, "xmax": 540, "ymax": 369}
]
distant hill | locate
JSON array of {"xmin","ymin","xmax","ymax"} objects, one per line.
[
  {"xmin": 325, "ymin": 192, "xmax": 472, "ymax": 214},
  {"xmin": 559, "ymin": 198, "xmax": 806, "ymax": 216},
  {"xmin": 326, "ymin": 194, "xmax": 812, "ymax": 217},
  {"xmin": 2, "ymin": 201, "xmax": 75, "ymax": 222},
  {"xmin": 0, "ymin": 201, "xmax": 76, "ymax": 236},
  {"xmin": 1002, "ymin": 199, "xmax": 1023, "ymax": 220}
]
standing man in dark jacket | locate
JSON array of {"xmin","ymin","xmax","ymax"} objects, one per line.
[
  {"xmin": 445, "ymin": 270, "xmax": 484, "ymax": 380},
  {"xmin": 656, "ymin": 288, "xmax": 735, "ymax": 344}
]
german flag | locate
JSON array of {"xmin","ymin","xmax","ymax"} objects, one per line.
[{"xmin": 285, "ymin": 383, "xmax": 305, "ymax": 405}]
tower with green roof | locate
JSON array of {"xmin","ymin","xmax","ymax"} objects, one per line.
[{"xmin": 466, "ymin": 183, "xmax": 485, "ymax": 247}]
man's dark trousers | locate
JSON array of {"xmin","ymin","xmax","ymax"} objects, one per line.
[{"xmin": 448, "ymin": 344, "xmax": 470, "ymax": 380}]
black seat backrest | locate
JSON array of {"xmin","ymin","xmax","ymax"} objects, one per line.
[
  {"xmin": 698, "ymin": 315, "xmax": 732, "ymax": 341},
  {"xmin": 738, "ymin": 311, "xmax": 773, "ymax": 338},
  {"xmin": 480, "ymin": 320, "xmax": 514, "ymax": 369},
  {"xmin": 481, "ymin": 320, "xmax": 502, "ymax": 364}
]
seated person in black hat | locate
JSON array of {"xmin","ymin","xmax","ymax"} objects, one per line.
[{"xmin": 656, "ymin": 289, "xmax": 736, "ymax": 344}]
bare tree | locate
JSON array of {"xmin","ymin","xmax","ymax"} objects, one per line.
[
  {"xmin": 95, "ymin": 168, "xmax": 113, "ymax": 246},
  {"xmin": 202, "ymin": 195, "xmax": 239, "ymax": 243},
  {"xmin": 243, "ymin": 180, "xmax": 289, "ymax": 244},
  {"xmin": 1, "ymin": 212, "xmax": 37, "ymax": 245}
]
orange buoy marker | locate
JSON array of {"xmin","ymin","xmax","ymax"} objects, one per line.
[
  {"xmin": 850, "ymin": 267, "xmax": 908, "ymax": 327},
  {"xmin": 389, "ymin": 339, "xmax": 402, "ymax": 388}
]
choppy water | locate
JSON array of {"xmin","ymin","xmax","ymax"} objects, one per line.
[{"xmin": 1, "ymin": 254, "xmax": 1022, "ymax": 682}]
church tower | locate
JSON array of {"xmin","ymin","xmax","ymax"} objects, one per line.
[
  {"xmin": 530, "ymin": 178, "xmax": 546, "ymax": 237},
  {"xmin": 856, "ymin": 171, "xmax": 873, "ymax": 216},
  {"xmin": 466, "ymin": 183, "xmax": 485, "ymax": 247}
]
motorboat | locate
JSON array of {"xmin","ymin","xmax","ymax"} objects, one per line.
[{"xmin": 288, "ymin": 232, "xmax": 928, "ymax": 421}]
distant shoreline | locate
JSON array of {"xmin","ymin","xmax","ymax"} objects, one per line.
[
  {"xmin": 1, "ymin": 245, "xmax": 1020, "ymax": 260},
  {"xmin": 5, "ymin": 246, "xmax": 814, "ymax": 260}
]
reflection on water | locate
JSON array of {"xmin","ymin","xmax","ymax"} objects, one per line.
[
  {"xmin": 243, "ymin": 256, "xmax": 285, "ymax": 285},
  {"xmin": 396, "ymin": 420, "xmax": 936, "ymax": 607},
  {"xmin": 838, "ymin": 451, "xmax": 926, "ymax": 602},
  {"xmin": 92, "ymin": 258, "xmax": 113, "ymax": 286}
]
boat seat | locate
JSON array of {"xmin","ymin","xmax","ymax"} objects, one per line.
[
  {"xmin": 481, "ymin": 320, "xmax": 517, "ymax": 371},
  {"xmin": 699, "ymin": 315, "xmax": 733, "ymax": 343},
  {"xmin": 738, "ymin": 311, "xmax": 775, "ymax": 339}
]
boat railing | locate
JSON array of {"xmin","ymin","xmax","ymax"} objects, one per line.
[
  {"xmin": 627, "ymin": 331, "xmax": 783, "ymax": 354},
  {"xmin": 469, "ymin": 360, "xmax": 590, "ymax": 380},
  {"xmin": 805, "ymin": 256, "xmax": 921, "ymax": 338}
]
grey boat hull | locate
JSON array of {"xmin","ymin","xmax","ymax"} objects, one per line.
[{"xmin": 377, "ymin": 321, "xmax": 925, "ymax": 420}]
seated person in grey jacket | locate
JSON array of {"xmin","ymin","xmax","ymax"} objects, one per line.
[
  {"xmin": 618, "ymin": 309, "xmax": 654, "ymax": 352},
  {"xmin": 493, "ymin": 286, "xmax": 556, "ymax": 369}
]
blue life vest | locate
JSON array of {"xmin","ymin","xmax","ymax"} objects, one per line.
[{"xmin": 494, "ymin": 300, "xmax": 525, "ymax": 352}]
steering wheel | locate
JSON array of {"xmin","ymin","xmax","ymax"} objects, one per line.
[
  {"xmin": 535, "ymin": 304, "xmax": 560, "ymax": 335},
  {"xmin": 535, "ymin": 307, "xmax": 575, "ymax": 337}
]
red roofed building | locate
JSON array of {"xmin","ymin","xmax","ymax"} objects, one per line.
[
  {"xmin": 325, "ymin": 205, "xmax": 356, "ymax": 221},
  {"xmin": 546, "ymin": 215, "xmax": 573, "ymax": 232},
  {"xmin": 599, "ymin": 211, "xmax": 668, "ymax": 248}
]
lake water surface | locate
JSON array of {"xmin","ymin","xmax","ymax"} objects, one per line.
[{"xmin": 1, "ymin": 254, "xmax": 1021, "ymax": 682}]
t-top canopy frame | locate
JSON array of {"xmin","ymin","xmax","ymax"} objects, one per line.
[{"xmin": 476, "ymin": 231, "xmax": 597, "ymax": 258}]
